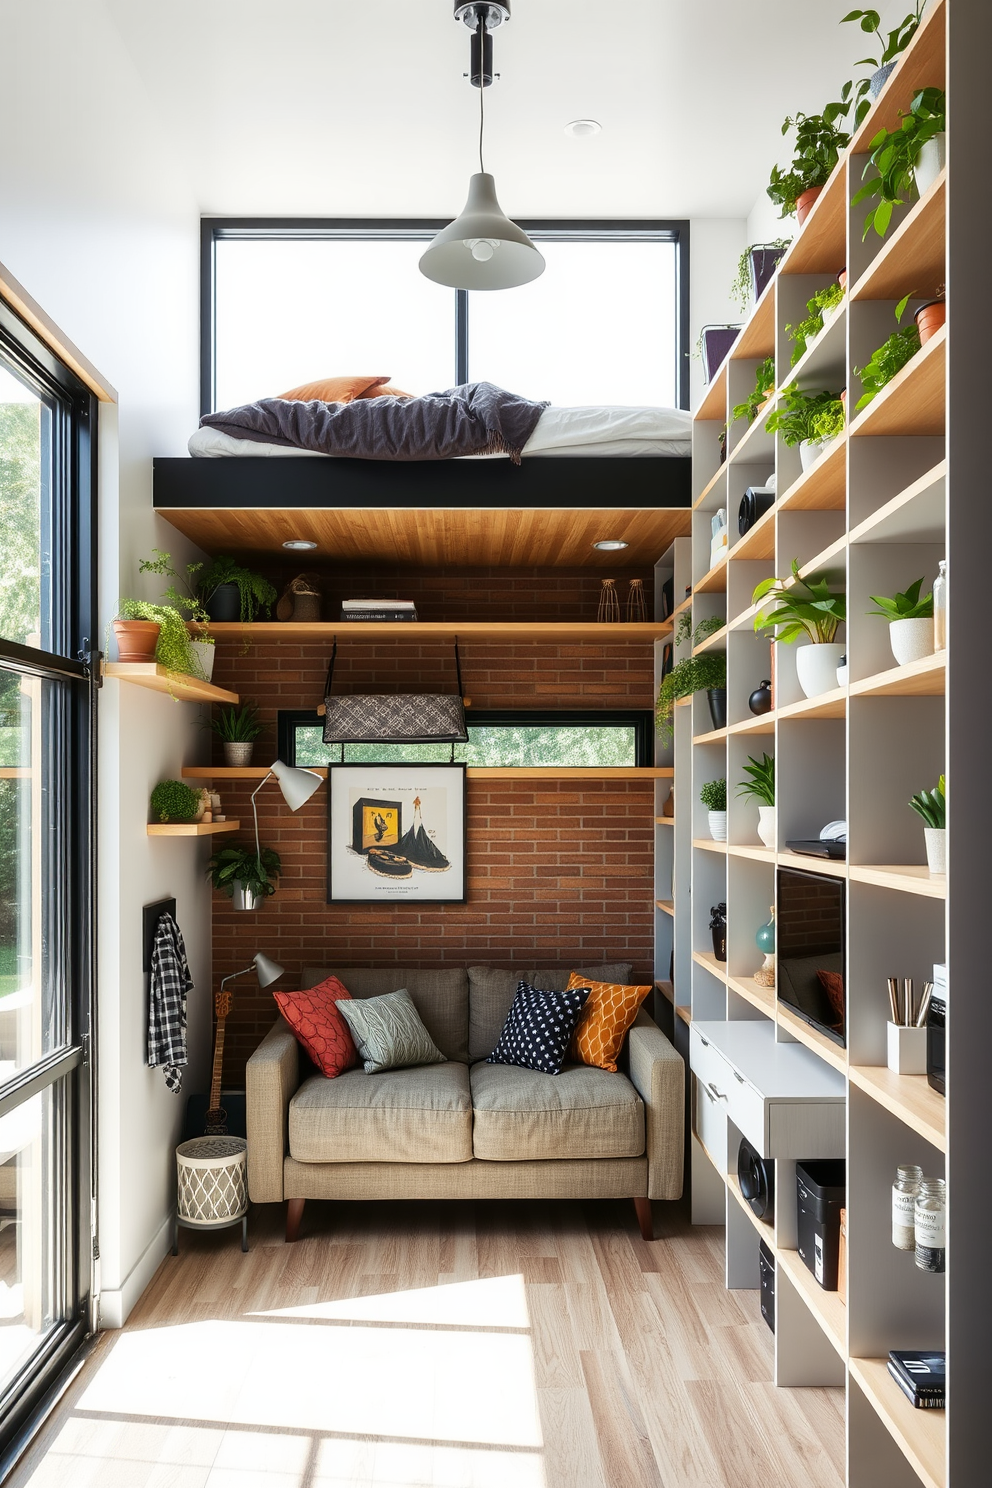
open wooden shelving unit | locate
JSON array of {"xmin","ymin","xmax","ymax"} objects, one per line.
[
  {"xmin": 146, "ymin": 819, "xmax": 241, "ymax": 837},
  {"xmin": 682, "ymin": 4, "xmax": 956, "ymax": 1479},
  {"xmin": 204, "ymin": 619, "xmax": 673, "ymax": 642}
]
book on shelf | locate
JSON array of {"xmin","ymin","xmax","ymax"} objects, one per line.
[
  {"xmin": 887, "ymin": 1350, "xmax": 946, "ymax": 1409},
  {"xmin": 341, "ymin": 599, "xmax": 416, "ymax": 612},
  {"xmin": 340, "ymin": 609, "xmax": 419, "ymax": 622}
]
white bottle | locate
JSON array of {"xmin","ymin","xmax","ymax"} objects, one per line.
[{"xmin": 933, "ymin": 559, "xmax": 947, "ymax": 650}]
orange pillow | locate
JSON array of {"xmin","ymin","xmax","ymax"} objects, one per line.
[
  {"xmin": 567, "ymin": 972, "xmax": 652, "ymax": 1073},
  {"xmin": 273, "ymin": 975, "xmax": 358, "ymax": 1078},
  {"xmin": 276, "ymin": 375, "xmax": 391, "ymax": 403},
  {"xmin": 357, "ymin": 383, "xmax": 413, "ymax": 400}
]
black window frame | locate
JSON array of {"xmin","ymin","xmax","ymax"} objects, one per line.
[
  {"xmin": 278, "ymin": 707, "xmax": 654, "ymax": 768},
  {"xmin": 200, "ymin": 217, "xmax": 691, "ymax": 417}
]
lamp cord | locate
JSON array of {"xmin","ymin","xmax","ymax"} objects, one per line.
[{"xmin": 478, "ymin": 16, "xmax": 485, "ymax": 173}]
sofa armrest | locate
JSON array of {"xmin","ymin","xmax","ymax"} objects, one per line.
[
  {"xmin": 626, "ymin": 1011, "xmax": 685, "ymax": 1201},
  {"xmin": 246, "ymin": 1017, "xmax": 299, "ymax": 1203}
]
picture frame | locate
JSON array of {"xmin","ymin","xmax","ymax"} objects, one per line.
[{"xmin": 327, "ymin": 762, "xmax": 467, "ymax": 904}]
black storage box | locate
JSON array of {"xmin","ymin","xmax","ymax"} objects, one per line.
[
  {"xmin": 758, "ymin": 1237, "xmax": 775, "ymax": 1332},
  {"xmin": 796, "ymin": 1159, "xmax": 846, "ymax": 1291}
]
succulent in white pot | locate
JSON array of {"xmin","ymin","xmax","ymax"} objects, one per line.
[
  {"xmin": 868, "ymin": 577, "xmax": 935, "ymax": 667},
  {"xmin": 737, "ymin": 753, "xmax": 775, "ymax": 849},
  {"xmin": 752, "ymin": 559, "xmax": 846, "ymax": 700},
  {"xmin": 910, "ymin": 775, "xmax": 945, "ymax": 875},
  {"xmin": 700, "ymin": 778, "xmax": 727, "ymax": 842}
]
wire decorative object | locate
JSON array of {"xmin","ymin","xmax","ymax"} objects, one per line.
[
  {"xmin": 625, "ymin": 579, "xmax": 647, "ymax": 623},
  {"xmin": 597, "ymin": 579, "xmax": 621, "ymax": 623}
]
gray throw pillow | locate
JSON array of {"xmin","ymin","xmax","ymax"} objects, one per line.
[{"xmin": 337, "ymin": 988, "xmax": 446, "ymax": 1075}]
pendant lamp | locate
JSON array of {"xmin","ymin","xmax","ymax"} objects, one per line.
[{"xmin": 420, "ymin": 3, "xmax": 544, "ymax": 291}]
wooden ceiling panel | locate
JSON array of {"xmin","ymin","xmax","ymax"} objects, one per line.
[{"xmin": 157, "ymin": 507, "xmax": 692, "ymax": 569}]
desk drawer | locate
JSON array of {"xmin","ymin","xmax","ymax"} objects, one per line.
[
  {"xmin": 691, "ymin": 1026, "xmax": 765, "ymax": 1152},
  {"xmin": 694, "ymin": 1074, "xmax": 728, "ymax": 1174}
]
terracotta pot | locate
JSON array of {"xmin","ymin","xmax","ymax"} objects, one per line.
[
  {"xmin": 113, "ymin": 619, "xmax": 160, "ymax": 662},
  {"xmin": 840, "ymin": 389, "xmax": 847, "ymax": 409},
  {"xmin": 796, "ymin": 187, "xmax": 823, "ymax": 226},
  {"xmin": 838, "ymin": 269, "xmax": 848, "ymax": 291},
  {"xmin": 916, "ymin": 301, "xmax": 946, "ymax": 345}
]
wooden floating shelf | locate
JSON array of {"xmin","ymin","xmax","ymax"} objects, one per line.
[
  {"xmin": 655, "ymin": 899, "xmax": 675, "ymax": 917},
  {"xmin": 849, "ymin": 1357, "xmax": 945, "ymax": 1488},
  {"xmin": 104, "ymin": 663, "xmax": 239, "ymax": 705},
  {"xmin": 778, "ymin": 165, "xmax": 847, "ymax": 276},
  {"xmin": 147, "ymin": 819, "xmax": 241, "ymax": 837},
  {"xmin": 777, "ymin": 1003, "xmax": 847, "ymax": 1075},
  {"xmin": 181, "ymin": 765, "xmax": 673, "ymax": 782},
  {"xmin": 850, "ymin": 1065, "xmax": 946, "ymax": 1153},
  {"xmin": 695, "ymin": 363, "xmax": 728, "ymax": 424},
  {"xmin": 204, "ymin": 620, "xmax": 673, "ymax": 642},
  {"xmin": 732, "ymin": 278, "xmax": 776, "ymax": 361},
  {"xmin": 655, "ymin": 816, "xmax": 675, "ymax": 826},
  {"xmin": 850, "ymin": 326, "xmax": 946, "ymax": 439},
  {"xmin": 775, "ymin": 1247, "xmax": 847, "ymax": 1361},
  {"xmin": 852, "ymin": 170, "xmax": 946, "ymax": 303},
  {"xmin": 850, "ymin": 864, "xmax": 945, "ymax": 899},
  {"xmin": 851, "ymin": 652, "xmax": 945, "ymax": 698}
]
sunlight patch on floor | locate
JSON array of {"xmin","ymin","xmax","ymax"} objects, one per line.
[{"xmin": 252, "ymin": 1273, "xmax": 531, "ymax": 1330}]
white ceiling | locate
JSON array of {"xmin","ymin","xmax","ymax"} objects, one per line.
[{"xmin": 106, "ymin": 0, "xmax": 890, "ymax": 220}]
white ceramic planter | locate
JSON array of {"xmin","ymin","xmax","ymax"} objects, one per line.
[
  {"xmin": 820, "ymin": 301, "xmax": 841, "ymax": 331},
  {"xmin": 795, "ymin": 642, "xmax": 847, "ymax": 699},
  {"xmin": 708, "ymin": 810, "xmax": 728, "ymax": 842},
  {"xmin": 232, "ymin": 880, "xmax": 263, "ymax": 911},
  {"xmin": 924, "ymin": 827, "xmax": 946, "ymax": 875},
  {"xmin": 757, "ymin": 806, "xmax": 776, "ymax": 849},
  {"xmin": 889, "ymin": 617, "xmax": 934, "ymax": 667},
  {"xmin": 914, "ymin": 133, "xmax": 946, "ymax": 197},
  {"xmin": 189, "ymin": 640, "xmax": 216, "ymax": 681},
  {"xmin": 836, "ymin": 662, "xmax": 849, "ymax": 687},
  {"xmin": 799, "ymin": 434, "xmax": 842, "ymax": 472}
]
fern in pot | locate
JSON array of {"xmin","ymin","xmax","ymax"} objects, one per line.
[
  {"xmin": 765, "ymin": 383, "xmax": 845, "ymax": 472},
  {"xmin": 138, "ymin": 548, "xmax": 215, "ymax": 680},
  {"xmin": 737, "ymin": 752, "xmax": 776, "ymax": 848},
  {"xmin": 207, "ymin": 841, "xmax": 282, "ymax": 911},
  {"xmin": 700, "ymin": 778, "xmax": 728, "ymax": 842},
  {"xmin": 868, "ymin": 577, "xmax": 934, "ymax": 667},
  {"xmin": 655, "ymin": 634, "xmax": 727, "ymax": 741},
  {"xmin": 753, "ymin": 560, "xmax": 847, "ymax": 699},
  {"xmin": 910, "ymin": 774, "xmax": 945, "ymax": 875},
  {"xmin": 210, "ymin": 702, "xmax": 265, "ymax": 766}
]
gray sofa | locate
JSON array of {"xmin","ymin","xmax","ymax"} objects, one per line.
[{"xmin": 246, "ymin": 962, "xmax": 685, "ymax": 1241}]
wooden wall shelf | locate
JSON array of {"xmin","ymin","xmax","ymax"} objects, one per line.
[
  {"xmin": 146, "ymin": 820, "xmax": 241, "ymax": 837},
  {"xmin": 848, "ymin": 1357, "xmax": 945, "ymax": 1488},
  {"xmin": 105, "ymin": 663, "xmax": 239, "ymax": 705},
  {"xmin": 775, "ymin": 1246, "xmax": 847, "ymax": 1360},
  {"xmin": 850, "ymin": 327, "xmax": 946, "ymax": 439},
  {"xmin": 851, "ymin": 652, "xmax": 945, "ymax": 698},
  {"xmin": 850, "ymin": 864, "xmax": 946, "ymax": 899},
  {"xmin": 849, "ymin": 1065, "xmax": 946, "ymax": 1152},
  {"xmin": 203, "ymin": 620, "xmax": 673, "ymax": 642},
  {"xmin": 182, "ymin": 765, "xmax": 673, "ymax": 782}
]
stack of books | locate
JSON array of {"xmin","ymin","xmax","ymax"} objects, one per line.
[
  {"xmin": 887, "ymin": 1350, "xmax": 946, "ymax": 1409},
  {"xmin": 340, "ymin": 599, "xmax": 418, "ymax": 622}
]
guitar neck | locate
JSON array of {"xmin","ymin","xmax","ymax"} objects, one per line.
[{"xmin": 209, "ymin": 1017, "xmax": 227, "ymax": 1113}]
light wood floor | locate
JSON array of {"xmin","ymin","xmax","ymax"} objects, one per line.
[{"xmin": 10, "ymin": 1198, "xmax": 844, "ymax": 1488}]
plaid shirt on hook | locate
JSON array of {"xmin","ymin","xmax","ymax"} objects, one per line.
[{"xmin": 148, "ymin": 913, "xmax": 193, "ymax": 1093}]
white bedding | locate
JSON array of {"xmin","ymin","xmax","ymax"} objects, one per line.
[{"xmin": 187, "ymin": 403, "xmax": 692, "ymax": 460}]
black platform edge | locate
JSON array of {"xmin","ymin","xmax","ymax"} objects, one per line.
[{"xmin": 153, "ymin": 455, "xmax": 692, "ymax": 511}]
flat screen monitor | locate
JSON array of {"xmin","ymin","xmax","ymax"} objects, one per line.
[{"xmin": 776, "ymin": 866, "xmax": 846, "ymax": 1047}]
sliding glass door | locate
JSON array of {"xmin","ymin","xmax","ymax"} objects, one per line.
[{"xmin": 0, "ymin": 302, "xmax": 96, "ymax": 1461}]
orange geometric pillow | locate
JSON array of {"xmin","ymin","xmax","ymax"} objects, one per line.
[
  {"xmin": 273, "ymin": 975, "xmax": 358, "ymax": 1078},
  {"xmin": 276, "ymin": 375, "xmax": 391, "ymax": 403},
  {"xmin": 566, "ymin": 972, "xmax": 652, "ymax": 1073}
]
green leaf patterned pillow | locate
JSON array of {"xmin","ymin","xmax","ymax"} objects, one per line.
[{"xmin": 337, "ymin": 988, "xmax": 446, "ymax": 1074}]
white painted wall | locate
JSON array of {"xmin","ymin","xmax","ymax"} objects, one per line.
[{"xmin": 0, "ymin": 1, "xmax": 206, "ymax": 1325}]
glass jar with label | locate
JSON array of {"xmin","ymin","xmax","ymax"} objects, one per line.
[
  {"xmin": 915, "ymin": 1177, "xmax": 947, "ymax": 1272},
  {"xmin": 892, "ymin": 1164, "xmax": 924, "ymax": 1250},
  {"xmin": 933, "ymin": 559, "xmax": 947, "ymax": 650}
]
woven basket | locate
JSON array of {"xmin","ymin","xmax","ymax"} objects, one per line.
[{"xmin": 176, "ymin": 1136, "xmax": 248, "ymax": 1226}]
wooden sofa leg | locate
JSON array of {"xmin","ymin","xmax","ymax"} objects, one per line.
[
  {"xmin": 633, "ymin": 1197, "xmax": 654, "ymax": 1242},
  {"xmin": 286, "ymin": 1197, "xmax": 306, "ymax": 1243}
]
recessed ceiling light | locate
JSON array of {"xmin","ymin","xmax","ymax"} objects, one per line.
[
  {"xmin": 282, "ymin": 539, "xmax": 318, "ymax": 551},
  {"xmin": 593, "ymin": 539, "xmax": 628, "ymax": 551},
  {"xmin": 565, "ymin": 119, "xmax": 602, "ymax": 138}
]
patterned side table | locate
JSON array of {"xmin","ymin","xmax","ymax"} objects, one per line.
[{"xmin": 173, "ymin": 1135, "xmax": 249, "ymax": 1254}]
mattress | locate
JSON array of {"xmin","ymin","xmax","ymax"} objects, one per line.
[{"xmin": 188, "ymin": 403, "xmax": 692, "ymax": 460}]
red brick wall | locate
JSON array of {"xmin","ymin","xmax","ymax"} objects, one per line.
[{"xmin": 207, "ymin": 570, "xmax": 657, "ymax": 1080}]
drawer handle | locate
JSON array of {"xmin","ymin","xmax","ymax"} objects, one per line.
[
  {"xmin": 699, "ymin": 1036, "xmax": 710, "ymax": 1046},
  {"xmin": 706, "ymin": 1081, "xmax": 728, "ymax": 1102},
  {"xmin": 734, "ymin": 1072, "xmax": 745, "ymax": 1083}
]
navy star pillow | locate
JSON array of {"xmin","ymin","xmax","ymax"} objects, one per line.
[{"xmin": 487, "ymin": 981, "xmax": 591, "ymax": 1075}]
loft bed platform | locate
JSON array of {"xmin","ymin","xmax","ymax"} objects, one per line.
[{"xmin": 152, "ymin": 454, "xmax": 693, "ymax": 563}]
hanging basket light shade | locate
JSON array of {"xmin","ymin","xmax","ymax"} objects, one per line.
[{"xmin": 419, "ymin": 173, "xmax": 545, "ymax": 290}]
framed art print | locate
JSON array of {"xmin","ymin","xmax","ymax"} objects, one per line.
[{"xmin": 327, "ymin": 763, "xmax": 467, "ymax": 904}]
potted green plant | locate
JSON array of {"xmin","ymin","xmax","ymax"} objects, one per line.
[
  {"xmin": 150, "ymin": 779, "xmax": 202, "ymax": 824},
  {"xmin": 764, "ymin": 384, "xmax": 845, "ymax": 471},
  {"xmin": 112, "ymin": 598, "xmax": 198, "ymax": 674},
  {"xmin": 730, "ymin": 241, "xmax": 792, "ymax": 313},
  {"xmin": 198, "ymin": 556, "xmax": 278, "ymax": 624},
  {"xmin": 753, "ymin": 560, "xmax": 847, "ymax": 699},
  {"xmin": 138, "ymin": 548, "xmax": 215, "ymax": 680},
  {"xmin": 736, "ymin": 753, "xmax": 776, "ymax": 848},
  {"xmin": 207, "ymin": 841, "xmax": 282, "ymax": 911},
  {"xmin": 785, "ymin": 282, "xmax": 845, "ymax": 367},
  {"xmin": 841, "ymin": 5, "xmax": 926, "ymax": 105},
  {"xmin": 867, "ymin": 576, "xmax": 934, "ymax": 666},
  {"xmin": 854, "ymin": 295, "xmax": 921, "ymax": 409},
  {"xmin": 731, "ymin": 358, "xmax": 776, "ymax": 428},
  {"xmin": 909, "ymin": 774, "xmax": 945, "ymax": 874},
  {"xmin": 767, "ymin": 104, "xmax": 853, "ymax": 223},
  {"xmin": 210, "ymin": 702, "xmax": 265, "ymax": 766},
  {"xmin": 700, "ymin": 778, "xmax": 727, "ymax": 842},
  {"xmin": 656, "ymin": 651, "xmax": 727, "ymax": 741},
  {"xmin": 851, "ymin": 86, "xmax": 945, "ymax": 239}
]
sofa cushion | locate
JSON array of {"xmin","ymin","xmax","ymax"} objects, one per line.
[
  {"xmin": 272, "ymin": 975, "xmax": 358, "ymax": 1078},
  {"xmin": 567, "ymin": 972, "xmax": 653, "ymax": 1074},
  {"xmin": 470, "ymin": 1060, "xmax": 645, "ymax": 1162},
  {"xmin": 302, "ymin": 966, "xmax": 469, "ymax": 1063},
  {"xmin": 337, "ymin": 988, "xmax": 445, "ymax": 1075},
  {"xmin": 289, "ymin": 1062, "xmax": 473, "ymax": 1164},
  {"xmin": 487, "ymin": 981, "xmax": 591, "ymax": 1076},
  {"xmin": 467, "ymin": 963, "xmax": 633, "ymax": 1063}
]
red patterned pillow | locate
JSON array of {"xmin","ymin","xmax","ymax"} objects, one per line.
[{"xmin": 273, "ymin": 975, "xmax": 358, "ymax": 1078}]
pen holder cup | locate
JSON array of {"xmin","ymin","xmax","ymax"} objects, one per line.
[{"xmin": 886, "ymin": 1022, "xmax": 928, "ymax": 1075}]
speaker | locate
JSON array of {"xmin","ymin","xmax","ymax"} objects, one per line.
[
  {"xmin": 737, "ymin": 1137, "xmax": 775, "ymax": 1222},
  {"xmin": 738, "ymin": 486, "xmax": 775, "ymax": 537}
]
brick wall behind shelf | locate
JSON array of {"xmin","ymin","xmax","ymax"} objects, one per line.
[{"xmin": 207, "ymin": 630, "xmax": 656, "ymax": 1081}]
